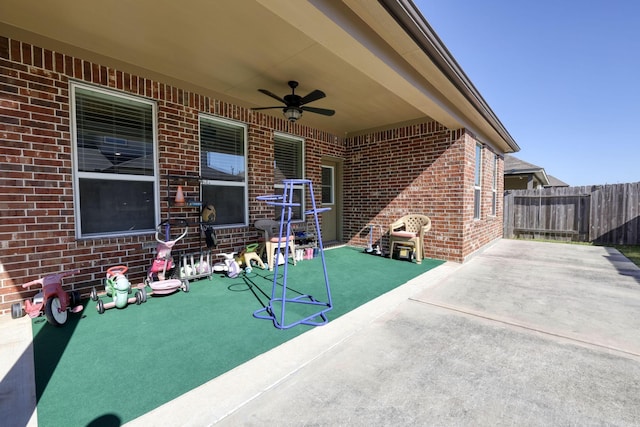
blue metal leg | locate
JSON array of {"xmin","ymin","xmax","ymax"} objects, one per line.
[{"xmin": 254, "ymin": 179, "xmax": 333, "ymax": 329}]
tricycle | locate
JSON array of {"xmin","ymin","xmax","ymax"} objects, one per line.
[
  {"xmin": 90, "ymin": 265, "xmax": 147, "ymax": 314},
  {"xmin": 212, "ymin": 252, "xmax": 241, "ymax": 278},
  {"xmin": 11, "ymin": 269, "xmax": 83, "ymax": 326},
  {"xmin": 145, "ymin": 219, "xmax": 190, "ymax": 295}
]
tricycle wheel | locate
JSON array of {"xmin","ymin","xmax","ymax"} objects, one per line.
[
  {"xmin": 45, "ymin": 297, "xmax": 68, "ymax": 326},
  {"xmin": 70, "ymin": 290, "xmax": 81, "ymax": 307},
  {"xmin": 182, "ymin": 280, "xmax": 190, "ymax": 293},
  {"xmin": 90, "ymin": 287, "xmax": 98, "ymax": 301},
  {"xmin": 139, "ymin": 287, "xmax": 147, "ymax": 303},
  {"xmin": 97, "ymin": 299, "xmax": 105, "ymax": 314},
  {"xmin": 11, "ymin": 303, "xmax": 23, "ymax": 319},
  {"xmin": 135, "ymin": 291, "xmax": 142, "ymax": 305}
]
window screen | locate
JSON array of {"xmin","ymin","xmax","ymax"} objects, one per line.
[
  {"xmin": 274, "ymin": 135, "xmax": 304, "ymax": 221},
  {"xmin": 201, "ymin": 119, "xmax": 245, "ymax": 182},
  {"xmin": 200, "ymin": 115, "xmax": 248, "ymax": 227},
  {"xmin": 321, "ymin": 166, "xmax": 334, "ymax": 204},
  {"xmin": 274, "ymin": 137, "xmax": 302, "ymax": 182},
  {"xmin": 474, "ymin": 144, "xmax": 482, "ymax": 219},
  {"xmin": 75, "ymin": 87, "xmax": 154, "ymax": 176},
  {"xmin": 491, "ymin": 154, "xmax": 498, "ymax": 216},
  {"xmin": 72, "ymin": 83, "xmax": 157, "ymax": 238}
]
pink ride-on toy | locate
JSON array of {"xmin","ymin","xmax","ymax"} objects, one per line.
[
  {"xmin": 11, "ymin": 269, "xmax": 83, "ymax": 326},
  {"xmin": 145, "ymin": 219, "xmax": 190, "ymax": 295}
]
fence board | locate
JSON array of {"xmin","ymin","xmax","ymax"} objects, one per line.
[{"xmin": 503, "ymin": 183, "xmax": 640, "ymax": 245}]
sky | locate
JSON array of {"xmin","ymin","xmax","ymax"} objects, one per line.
[{"xmin": 414, "ymin": 0, "xmax": 640, "ymax": 186}]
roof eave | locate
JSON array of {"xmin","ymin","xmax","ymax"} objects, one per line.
[{"xmin": 378, "ymin": 0, "xmax": 520, "ymax": 153}]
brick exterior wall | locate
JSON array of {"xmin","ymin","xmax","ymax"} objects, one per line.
[
  {"xmin": 0, "ymin": 37, "xmax": 345, "ymax": 314},
  {"xmin": 343, "ymin": 125, "xmax": 503, "ymax": 262},
  {"xmin": 0, "ymin": 36, "xmax": 504, "ymax": 314}
]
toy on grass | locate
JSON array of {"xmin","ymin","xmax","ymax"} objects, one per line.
[
  {"xmin": 213, "ymin": 252, "xmax": 241, "ymax": 278},
  {"xmin": 145, "ymin": 219, "xmax": 190, "ymax": 295},
  {"xmin": 374, "ymin": 225, "xmax": 385, "ymax": 256},
  {"xmin": 364, "ymin": 225, "xmax": 375, "ymax": 253},
  {"xmin": 240, "ymin": 243, "xmax": 265, "ymax": 270},
  {"xmin": 196, "ymin": 259, "xmax": 211, "ymax": 274},
  {"xmin": 180, "ymin": 264, "xmax": 195, "ymax": 278},
  {"xmin": 90, "ymin": 265, "xmax": 147, "ymax": 314},
  {"xmin": 178, "ymin": 251, "xmax": 212, "ymax": 281},
  {"xmin": 363, "ymin": 224, "xmax": 385, "ymax": 257},
  {"xmin": 11, "ymin": 269, "xmax": 82, "ymax": 327}
]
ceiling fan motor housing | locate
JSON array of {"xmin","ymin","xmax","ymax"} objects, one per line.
[{"xmin": 253, "ymin": 81, "xmax": 335, "ymax": 122}]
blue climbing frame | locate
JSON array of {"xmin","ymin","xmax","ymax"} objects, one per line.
[{"xmin": 254, "ymin": 179, "xmax": 333, "ymax": 329}]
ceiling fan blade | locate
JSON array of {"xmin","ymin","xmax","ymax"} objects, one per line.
[
  {"xmin": 299, "ymin": 89, "xmax": 326, "ymax": 105},
  {"xmin": 258, "ymin": 89, "xmax": 286, "ymax": 104},
  {"xmin": 301, "ymin": 106, "xmax": 335, "ymax": 116},
  {"xmin": 251, "ymin": 106, "xmax": 285, "ymax": 111}
]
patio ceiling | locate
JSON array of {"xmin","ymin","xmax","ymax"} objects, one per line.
[{"xmin": 0, "ymin": 0, "xmax": 519, "ymax": 152}]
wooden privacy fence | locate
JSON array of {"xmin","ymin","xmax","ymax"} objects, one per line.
[{"xmin": 503, "ymin": 182, "xmax": 640, "ymax": 245}]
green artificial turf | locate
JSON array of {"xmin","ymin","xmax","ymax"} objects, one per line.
[{"xmin": 31, "ymin": 247, "xmax": 444, "ymax": 426}]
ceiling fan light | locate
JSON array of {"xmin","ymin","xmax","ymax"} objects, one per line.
[{"xmin": 283, "ymin": 107, "xmax": 302, "ymax": 122}]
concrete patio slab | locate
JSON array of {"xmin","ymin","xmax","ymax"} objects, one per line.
[
  {"xmin": 0, "ymin": 315, "xmax": 37, "ymax": 427},
  {"xmin": 207, "ymin": 240, "xmax": 640, "ymax": 426},
  {"xmin": 415, "ymin": 240, "xmax": 640, "ymax": 356}
]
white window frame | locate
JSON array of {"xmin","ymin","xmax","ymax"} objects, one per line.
[
  {"xmin": 321, "ymin": 165, "xmax": 335, "ymax": 206},
  {"xmin": 491, "ymin": 154, "xmax": 498, "ymax": 216},
  {"xmin": 274, "ymin": 132, "xmax": 305, "ymax": 222},
  {"xmin": 474, "ymin": 143, "xmax": 482, "ymax": 220},
  {"xmin": 70, "ymin": 81, "xmax": 159, "ymax": 238},
  {"xmin": 199, "ymin": 114, "xmax": 248, "ymax": 228}
]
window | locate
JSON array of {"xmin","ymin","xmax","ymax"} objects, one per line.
[
  {"xmin": 491, "ymin": 154, "xmax": 498, "ymax": 216},
  {"xmin": 199, "ymin": 115, "xmax": 248, "ymax": 227},
  {"xmin": 474, "ymin": 143, "xmax": 482, "ymax": 219},
  {"xmin": 321, "ymin": 165, "xmax": 334, "ymax": 205},
  {"xmin": 274, "ymin": 133, "xmax": 304, "ymax": 221},
  {"xmin": 71, "ymin": 82, "xmax": 158, "ymax": 238}
]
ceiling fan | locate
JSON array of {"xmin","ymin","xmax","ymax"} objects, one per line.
[{"xmin": 252, "ymin": 80, "xmax": 335, "ymax": 122}]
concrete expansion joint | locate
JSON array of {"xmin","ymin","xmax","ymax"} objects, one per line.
[{"xmin": 408, "ymin": 297, "xmax": 640, "ymax": 360}]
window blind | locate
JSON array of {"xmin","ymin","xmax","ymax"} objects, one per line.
[
  {"xmin": 201, "ymin": 119, "xmax": 245, "ymax": 182},
  {"xmin": 75, "ymin": 88, "xmax": 154, "ymax": 175},
  {"xmin": 274, "ymin": 137, "xmax": 302, "ymax": 181}
]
